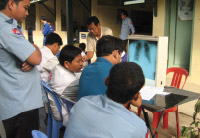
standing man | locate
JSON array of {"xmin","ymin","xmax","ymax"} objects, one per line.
[
  {"xmin": 120, "ymin": 10, "xmax": 135, "ymax": 52},
  {"xmin": 83, "ymin": 16, "xmax": 113, "ymax": 62},
  {"xmin": 47, "ymin": 19, "xmax": 54, "ymax": 33},
  {"xmin": 0, "ymin": 0, "xmax": 44, "ymax": 138},
  {"xmin": 41, "ymin": 16, "xmax": 50, "ymax": 46}
]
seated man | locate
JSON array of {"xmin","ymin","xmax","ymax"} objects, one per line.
[
  {"xmin": 37, "ymin": 33, "xmax": 63, "ymax": 82},
  {"xmin": 77, "ymin": 35, "xmax": 123, "ymax": 100},
  {"xmin": 47, "ymin": 45, "xmax": 83, "ymax": 101},
  {"xmin": 47, "ymin": 45, "xmax": 83, "ymax": 126},
  {"xmin": 64, "ymin": 62, "xmax": 148, "ymax": 138}
]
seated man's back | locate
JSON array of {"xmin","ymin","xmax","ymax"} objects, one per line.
[
  {"xmin": 78, "ymin": 57, "xmax": 113, "ymax": 100},
  {"xmin": 78, "ymin": 35, "xmax": 123, "ymax": 100},
  {"xmin": 64, "ymin": 62, "xmax": 147, "ymax": 138},
  {"xmin": 65, "ymin": 95, "xmax": 147, "ymax": 138}
]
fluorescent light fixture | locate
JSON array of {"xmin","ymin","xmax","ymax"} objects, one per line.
[
  {"xmin": 30, "ymin": 0, "xmax": 47, "ymax": 4},
  {"xmin": 123, "ymin": 0, "xmax": 145, "ymax": 5}
]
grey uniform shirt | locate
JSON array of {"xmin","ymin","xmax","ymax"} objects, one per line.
[
  {"xmin": 120, "ymin": 17, "xmax": 135, "ymax": 40},
  {"xmin": 0, "ymin": 12, "xmax": 43, "ymax": 120}
]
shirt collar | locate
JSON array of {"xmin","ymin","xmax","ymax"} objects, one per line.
[
  {"xmin": 0, "ymin": 12, "xmax": 18, "ymax": 27},
  {"xmin": 97, "ymin": 57, "xmax": 113, "ymax": 64}
]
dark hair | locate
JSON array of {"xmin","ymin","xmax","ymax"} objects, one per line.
[
  {"xmin": 47, "ymin": 19, "xmax": 51, "ymax": 23},
  {"xmin": 106, "ymin": 62, "xmax": 145, "ymax": 104},
  {"xmin": 79, "ymin": 43, "xmax": 86, "ymax": 51},
  {"xmin": 96, "ymin": 35, "xmax": 123, "ymax": 57},
  {"xmin": 86, "ymin": 16, "xmax": 100, "ymax": 26},
  {"xmin": 41, "ymin": 16, "xmax": 46, "ymax": 21},
  {"xmin": 59, "ymin": 45, "xmax": 81, "ymax": 66},
  {"xmin": 45, "ymin": 33, "xmax": 63, "ymax": 46},
  {"xmin": 121, "ymin": 10, "xmax": 128, "ymax": 17},
  {"xmin": 0, "ymin": 0, "xmax": 22, "ymax": 10}
]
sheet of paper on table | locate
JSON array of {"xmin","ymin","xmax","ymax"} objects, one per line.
[{"xmin": 140, "ymin": 86, "xmax": 170, "ymax": 101}]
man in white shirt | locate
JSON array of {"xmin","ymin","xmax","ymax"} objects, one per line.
[
  {"xmin": 47, "ymin": 45, "xmax": 83, "ymax": 126},
  {"xmin": 37, "ymin": 33, "xmax": 63, "ymax": 82},
  {"xmin": 83, "ymin": 16, "xmax": 113, "ymax": 62}
]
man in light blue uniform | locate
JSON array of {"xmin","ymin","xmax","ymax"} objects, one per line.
[
  {"xmin": 120, "ymin": 10, "xmax": 135, "ymax": 52},
  {"xmin": 64, "ymin": 62, "xmax": 148, "ymax": 138},
  {"xmin": 41, "ymin": 16, "xmax": 51, "ymax": 46},
  {"xmin": 0, "ymin": 0, "xmax": 44, "ymax": 138},
  {"xmin": 77, "ymin": 35, "xmax": 123, "ymax": 100}
]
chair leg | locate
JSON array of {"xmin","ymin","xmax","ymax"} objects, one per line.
[
  {"xmin": 163, "ymin": 112, "xmax": 169, "ymax": 129},
  {"xmin": 47, "ymin": 114, "xmax": 52, "ymax": 138},
  {"xmin": 138, "ymin": 107, "xmax": 142, "ymax": 117},
  {"xmin": 175, "ymin": 110, "xmax": 180, "ymax": 138},
  {"xmin": 52, "ymin": 118, "xmax": 60, "ymax": 138},
  {"xmin": 153, "ymin": 112, "xmax": 161, "ymax": 138}
]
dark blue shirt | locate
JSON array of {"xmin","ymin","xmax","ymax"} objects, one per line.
[
  {"xmin": 42, "ymin": 22, "xmax": 50, "ymax": 45},
  {"xmin": 78, "ymin": 57, "xmax": 113, "ymax": 100}
]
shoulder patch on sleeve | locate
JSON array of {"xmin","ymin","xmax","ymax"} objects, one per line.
[
  {"xmin": 12, "ymin": 27, "xmax": 24, "ymax": 36},
  {"xmin": 130, "ymin": 21, "xmax": 133, "ymax": 24}
]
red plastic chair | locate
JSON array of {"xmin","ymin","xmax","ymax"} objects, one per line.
[{"xmin": 138, "ymin": 67, "xmax": 188, "ymax": 138}]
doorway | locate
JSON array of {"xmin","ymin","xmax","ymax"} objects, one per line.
[{"xmin": 167, "ymin": 0, "xmax": 194, "ymax": 71}]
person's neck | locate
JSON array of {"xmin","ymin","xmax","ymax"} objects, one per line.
[
  {"xmin": 1, "ymin": 9, "xmax": 13, "ymax": 19},
  {"xmin": 102, "ymin": 55, "xmax": 116, "ymax": 65}
]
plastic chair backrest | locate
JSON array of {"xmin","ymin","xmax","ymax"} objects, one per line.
[
  {"xmin": 42, "ymin": 81, "xmax": 63, "ymax": 121},
  {"xmin": 167, "ymin": 67, "xmax": 188, "ymax": 89},
  {"xmin": 32, "ymin": 130, "xmax": 48, "ymax": 138}
]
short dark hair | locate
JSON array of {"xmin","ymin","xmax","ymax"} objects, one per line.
[
  {"xmin": 121, "ymin": 10, "xmax": 128, "ymax": 17},
  {"xmin": 41, "ymin": 16, "xmax": 46, "ymax": 21},
  {"xmin": 45, "ymin": 33, "xmax": 63, "ymax": 46},
  {"xmin": 86, "ymin": 16, "xmax": 100, "ymax": 26},
  {"xmin": 59, "ymin": 45, "xmax": 81, "ymax": 66},
  {"xmin": 106, "ymin": 62, "xmax": 145, "ymax": 104},
  {"xmin": 47, "ymin": 19, "xmax": 51, "ymax": 23},
  {"xmin": 79, "ymin": 43, "xmax": 86, "ymax": 51},
  {"xmin": 0, "ymin": 0, "xmax": 22, "ymax": 10},
  {"xmin": 96, "ymin": 35, "xmax": 123, "ymax": 57}
]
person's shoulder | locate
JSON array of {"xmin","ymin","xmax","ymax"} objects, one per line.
[
  {"xmin": 87, "ymin": 32, "xmax": 95, "ymax": 38},
  {"xmin": 102, "ymin": 26, "xmax": 112, "ymax": 31},
  {"xmin": 101, "ymin": 27, "xmax": 112, "ymax": 35}
]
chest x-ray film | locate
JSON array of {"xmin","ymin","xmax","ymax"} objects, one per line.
[
  {"xmin": 129, "ymin": 40, "xmax": 157, "ymax": 86},
  {"xmin": 128, "ymin": 35, "xmax": 168, "ymax": 87}
]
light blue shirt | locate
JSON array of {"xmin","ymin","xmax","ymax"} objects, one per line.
[
  {"xmin": 64, "ymin": 95, "xmax": 147, "ymax": 138},
  {"xmin": 77, "ymin": 57, "xmax": 113, "ymax": 100},
  {"xmin": 0, "ymin": 12, "xmax": 44, "ymax": 120},
  {"xmin": 120, "ymin": 17, "xmax": 135, "ymax": 40}
]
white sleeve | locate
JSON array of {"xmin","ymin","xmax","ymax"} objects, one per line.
[{"xmin": 43, "ymin": 57, "xmax": 59, "ymax": 71}]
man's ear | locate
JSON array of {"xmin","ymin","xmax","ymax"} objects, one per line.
[
  {"xmin": 64, "ymin": 61, "xmax": 70, "ymax": 69},
  {"xmin": 8, "ymin": 0, "xmax": 15, "ymax": 10},
  {"xmin": 112, "ymin": 50, "xmax": 118, "ymax": 57},
  {"xmin": 104, "ymin": 77, "xmax": 109, "ymax": 86}
]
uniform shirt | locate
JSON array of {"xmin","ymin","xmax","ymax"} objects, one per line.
[
  {"xmin": 86, "ymin": 26, "xmax": 113, "ymax": 53},
  {"xmin": 47, "ymin": 64, "xmax": 80, "ymax": 101},
  {"xmin": 37, "ymin": 46, "xmax": 59, "ymax": 83},
  {"xmin": 78, "ymin": 57, "xmax": 113, "ymax": 100},
  {"xmin": 50, "ymin": 26, "xmax": 54, "ymax": 33},
  {"xmin": 120, "ymin": 17, "xmax": 135, "ymax": 40},
  {"xmin": 0, "ymin": 12, "xmax": 43, "ymax": 120},
  {"xmin": 42, "ymin": 22, "xmax": 50, "ymax": 45},
  {"xmin": 64, "ymin": 95, "xmax": 148, "ymax": 138}
]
